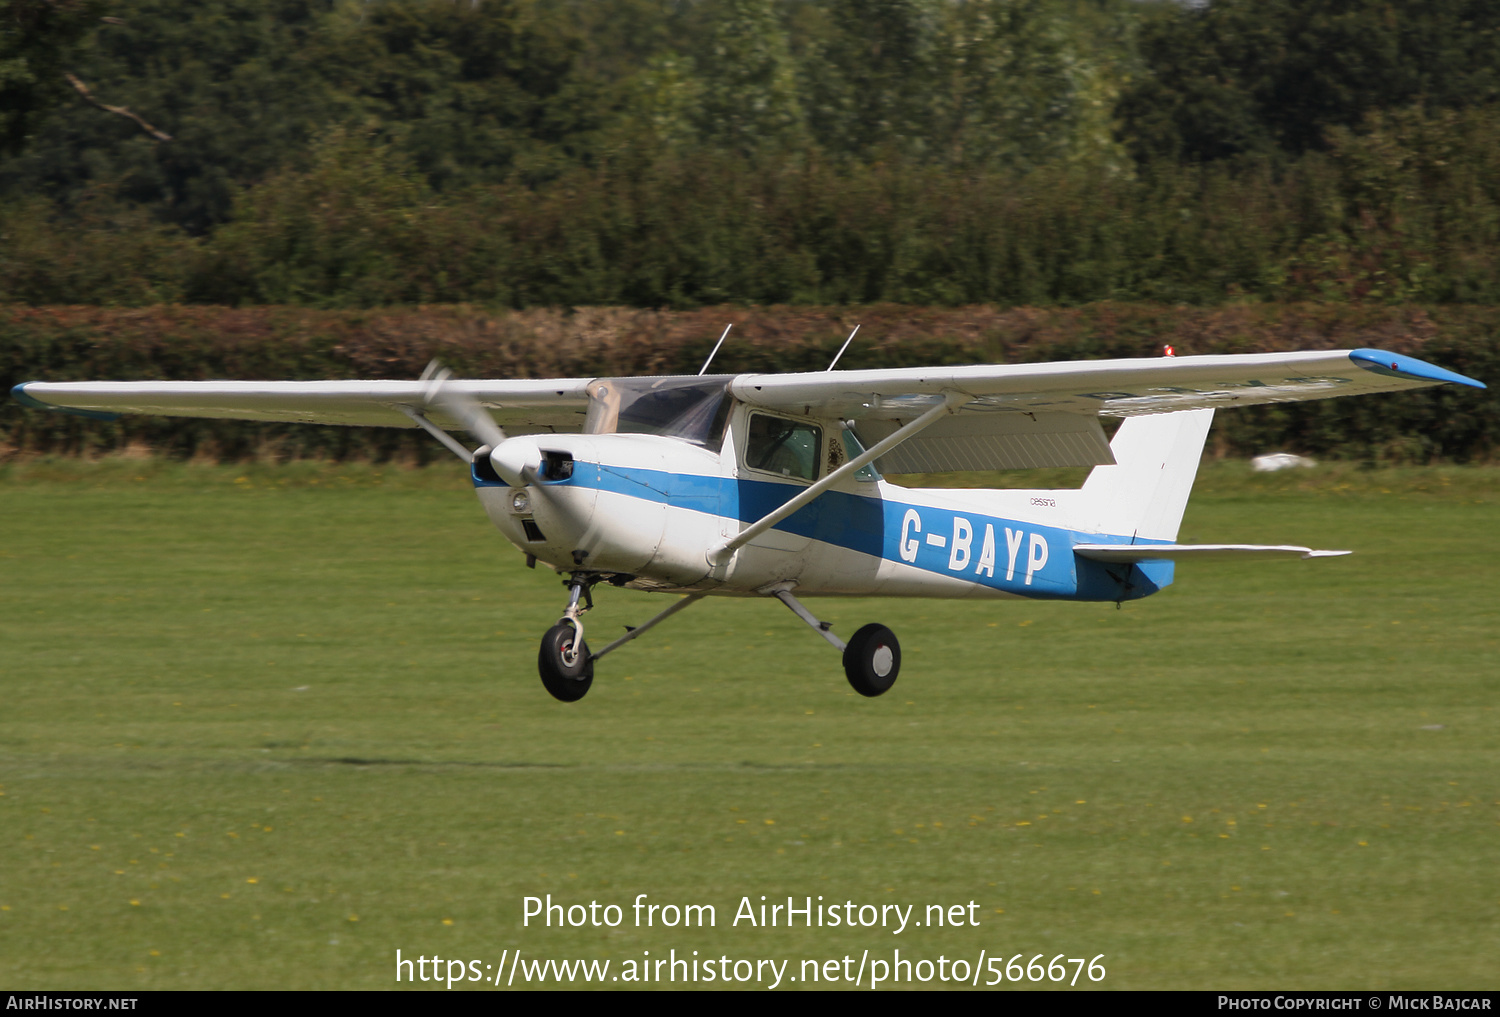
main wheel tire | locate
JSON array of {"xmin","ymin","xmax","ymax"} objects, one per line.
[
  {"xmin": 538, "ymin": 622, "xmax": 594, "ymax": 702},
  {"xmin": 843, "ymin": 623, "xmax": 901, "ymax": 697}
]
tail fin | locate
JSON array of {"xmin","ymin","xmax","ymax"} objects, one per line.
[{"xmin": 1078, "ymin": 409, "xmax": 1213, "ymax": 542}]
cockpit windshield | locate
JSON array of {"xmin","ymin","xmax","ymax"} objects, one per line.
[{"xmin": 584, "ymin": 376, "xmax": 733, "ymax": 451}]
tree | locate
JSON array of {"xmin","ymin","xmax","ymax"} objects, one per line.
[
  {"xmin": 1118, "ymin": 0, "xmax": 1500, "ymax": 163},
  {"xmin": 696, "ymin": 0, "xmax": 805, "ymax": 153},
  {"xmin": 0, "ymin": 0, "xmax": 106, "ymax": 154}
]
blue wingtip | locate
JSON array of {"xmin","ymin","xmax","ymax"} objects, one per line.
[
  {"xmin": 10, "ymin": 382, "xmax": 48, "ymax": 410},
  {"xmin": 10, "ymin": 383, "xmax": 122, "ymax": 421},
  {"xmin": 1350, "ymin": 349, "xmax": 1486, "ymax": 390}
]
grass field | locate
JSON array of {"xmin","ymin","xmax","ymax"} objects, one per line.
[{"xmin": 1, "ymin": 456, "xmax": 1496, "ymax": 990}]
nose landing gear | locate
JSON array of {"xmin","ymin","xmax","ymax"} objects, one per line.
[
  {"xmin": 538, "ymin": 575, "xmax": 595, "ymax": 702},
  {"xmin": 534, "ymin": 576, "xmax": 709, "ymax": 702}
]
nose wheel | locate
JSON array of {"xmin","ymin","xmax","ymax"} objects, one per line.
[
  {"xmin": 538, "ymin": 620, "xmax": 593, "ymax": 701},
  {"xmin": 538, "ymin": 574, "xmax": 596, "ymax": 702}
]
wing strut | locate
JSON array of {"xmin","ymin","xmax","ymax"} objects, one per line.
[
  {"xmin": 396, "ymin": 405, "xmax": 473, "ymax": 462},
  {"xmin": 707, "ymin": 390, "xmax": 966, "ymax": 566}
]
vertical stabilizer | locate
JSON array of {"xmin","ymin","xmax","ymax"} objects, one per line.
[{"xmin": 1078, "ymin": 409, "xmax": 1214, "ymax": 541}]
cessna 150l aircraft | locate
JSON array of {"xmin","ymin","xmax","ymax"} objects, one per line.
[{"xmin": 12, "ymin": 343, "xmax": 1484, "ymax": 701}]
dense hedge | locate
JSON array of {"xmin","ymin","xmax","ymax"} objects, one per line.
[{"xmin": 2, "ymin": 303, "xmax": 1494, "ymax": 464}]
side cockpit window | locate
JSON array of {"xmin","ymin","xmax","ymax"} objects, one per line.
[{"xmin": 745, "ymin": 414, "xmax": 822, "ymax": 482}]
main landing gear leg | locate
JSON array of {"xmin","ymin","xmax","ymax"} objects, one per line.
[
  {"xmin": 767, "ymin": 584, "xmax": 902, "ymax": 698},
  {"xmin": 538, "ymin": 574, "xmax": 596, "ymax": 702}
]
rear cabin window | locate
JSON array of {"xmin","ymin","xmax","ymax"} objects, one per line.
[{"xmin": 745, "ymin": 414, "xmax": 822, "ymax": 482}]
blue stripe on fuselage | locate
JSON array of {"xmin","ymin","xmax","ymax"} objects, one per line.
[{"xmin": 475, "ymin": 462, "xmax": 1169, "ymax": 601}]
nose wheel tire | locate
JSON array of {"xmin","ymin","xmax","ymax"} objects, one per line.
[
  {"xmin": 539, "ymin": 622, "xmax": 594, "ymax": 702},
  {"xmin": 843, "ymin": 623, "xmax": 901, "ymax": 697}
]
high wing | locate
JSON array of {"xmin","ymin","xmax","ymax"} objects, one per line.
[
  {"xmin": 731, "ymin": 347, "xmax": 1485, "ymax": 473},
  {"xmin": 12, "ymin": 348, "xmax": 1483, "ymax": 469},
  {"xmin": 11, "ymin": 378, "xmax": 594, "ymax": 435}
]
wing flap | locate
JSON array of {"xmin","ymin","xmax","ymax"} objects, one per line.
[
  {"xmin": 857, "ymin": 410, "xmax": 1115, "ymax": 472},
  {"xmin": 1073, "ymin": 543, "xmax": 1350, "ymax": 562}
]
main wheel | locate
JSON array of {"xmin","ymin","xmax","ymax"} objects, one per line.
[
  {"xmin": 843, "ymin": 623, "xmax": 901, "ymax": 697},
  {"xmin": 538, "ymin": 622, "xmax": 594, "ymax": 702}
]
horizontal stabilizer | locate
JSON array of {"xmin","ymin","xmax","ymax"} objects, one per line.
[{"xmin": 1073, "ymin": 543, "xmax": 1350, "ymax": 562}]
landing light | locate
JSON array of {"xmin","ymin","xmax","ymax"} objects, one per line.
[{"xmin": 510, "ymin": 490, "xmax": 531, "ymax": 514}]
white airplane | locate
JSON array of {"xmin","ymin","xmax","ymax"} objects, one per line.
[{"xmin": 12, "ymin": 343, "xmax": 1484, "ymax": 702}]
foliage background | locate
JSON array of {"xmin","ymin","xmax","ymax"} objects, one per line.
[{"xmin": 1, "ymin": 0, "xmax": 1496, "ymax": 458}]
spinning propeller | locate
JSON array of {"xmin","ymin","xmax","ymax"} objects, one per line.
[{"xmin": 418, "ymin": 361, "xmax": 541, "ymax": 486}]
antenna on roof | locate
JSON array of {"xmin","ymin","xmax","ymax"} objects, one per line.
[
  {"xmin": 698, "ymin": 324, "xmax": 733, "ymax": 376},
  {"xmin": 826, "ymin": 324, "xmax": 860, "ymax": 371}
]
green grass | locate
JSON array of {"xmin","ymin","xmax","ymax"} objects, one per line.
[{"xmin": 1, "ymin": 456, "xmax": 1497, "ymax": 990}]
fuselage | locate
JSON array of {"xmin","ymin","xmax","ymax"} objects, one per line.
[{"xmin": 473, "ymin": 398, "xmax": 1171, "ymax": 604}]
